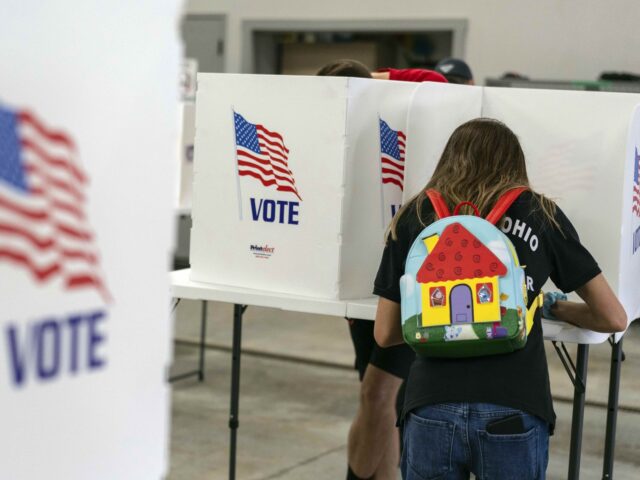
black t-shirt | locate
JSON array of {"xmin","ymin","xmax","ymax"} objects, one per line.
[{"xmin": 373, "ymin": 191, "xmax": 601, "ymax": 431}]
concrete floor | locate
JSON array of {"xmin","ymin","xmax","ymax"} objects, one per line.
[{"xmin": 168, "ymin": 300, "xmax": 640, "ymax": 479}]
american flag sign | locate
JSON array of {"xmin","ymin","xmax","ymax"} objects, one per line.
[
  {"xmin": 234, "ymin": 112, "xmax": 302, "ymax": 201},
  {"xmin": 379, "ymin": 119, "xmax": 406, "ymax": 191},
  {"xmin": 633, "ymin": 147, "xmax": 640, "ymax": 218},
  {"xmin": 0, "ymin": 106, "xmax": 109, "ymax": 301}
]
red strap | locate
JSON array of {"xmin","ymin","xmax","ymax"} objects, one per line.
[
  {"xmin": 425, "ymin": 189, "xmax": 451, "ymax": 219},
  {"xmin": 485, "ymin": 187, "xmax": 528, "ymax": 225}
]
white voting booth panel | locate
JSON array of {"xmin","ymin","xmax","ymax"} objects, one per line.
[
  {"xmin": 403, "ymin": 83, "xmax": 484, "ymax": 197},
  {"xmin": 619, "ymin": 105, "xmax": 640, "ymax": 336},
  {"xmin": 404, "ymin": 84, "xmax": 640, "ymax": 341},
  {"xmin": 482, "ymin": 88, "xmax": 640, "ymax": 331},
  {"xmin": 0, "ymin": 3, "xmax": 180, "ymax": 479},
  {"xmin": 190, "ymin": 74, "xmax": 417, "ymax": 299},
  {"xmin": 341, "ymin": 79, "xmax": 418, "ymax": 298}
]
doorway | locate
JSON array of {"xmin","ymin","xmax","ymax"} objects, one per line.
[{"xmin": 242, "ymin": 19, "xmax": 467, "ymax": 75}]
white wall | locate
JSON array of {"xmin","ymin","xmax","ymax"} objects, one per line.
[{"xmin": 186, "ymin": 0, "xmax": 640, "ymax": 84}]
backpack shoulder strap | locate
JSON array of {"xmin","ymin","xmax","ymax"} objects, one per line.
[
  {"xmin": 425, "ymin": 189, "xmax": 451, "ymax": 220},
  {"xmin": 485, "ymin": 187, "xmax": 528, "ymax": 225}
]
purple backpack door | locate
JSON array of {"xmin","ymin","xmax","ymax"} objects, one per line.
[{"xmin": 450, "ymin": 285, "xmax": 474, "ymax": 324}]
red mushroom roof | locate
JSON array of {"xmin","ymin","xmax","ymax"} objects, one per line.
[{"xmin": 416, "ymin": 222, "xmax": 507, "ymax": 283}]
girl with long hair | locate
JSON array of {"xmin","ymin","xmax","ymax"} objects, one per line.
[{"xmin": 373, "ymin": 118, "xmax": 626, "ymax": 479}]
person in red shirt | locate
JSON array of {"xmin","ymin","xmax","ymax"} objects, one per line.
[
  {"xmin": 317, "ymin": 59, "xmax": 448, "ymax": 84},
  {"xmin": 317, "ymin": 59, "xmax": 447, "ymax": 480},
  {"xmin": 372, "ymin": 67, "xmax": 448, "ymax": 83}
]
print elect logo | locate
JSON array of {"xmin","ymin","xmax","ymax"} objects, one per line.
[
  {"xmin": 234, "ymin": 111, "xmax": 301, "ymax": 226},
  {"xmin": 249, "ymin": 244, "xmax": 275, "ymax": 259},
  {"xmin": 0, "ymin": 105, "xmax": 110, "ymax": 388}
]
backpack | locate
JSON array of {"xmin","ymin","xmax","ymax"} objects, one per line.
[{"xmin": 400, "ymin": 188, "xmax": 543, "ymax": 358}]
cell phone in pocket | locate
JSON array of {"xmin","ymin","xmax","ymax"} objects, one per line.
[{"xmin": 485, "ymin": 414, "xmax": 526, "ymax": 435}]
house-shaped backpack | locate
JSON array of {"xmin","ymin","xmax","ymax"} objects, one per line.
[{"xmin": 400, "ymin": 188, "xmax": 543, "ymax": 357}]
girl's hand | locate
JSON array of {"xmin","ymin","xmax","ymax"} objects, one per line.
[{"xmin": 542, "ymin": 291, "xmax": 568, "ymax": 320}]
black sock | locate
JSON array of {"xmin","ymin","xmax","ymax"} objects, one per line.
[{"xmin": 347, "ymin": 465, "xmax": 373, "ymax": 480}]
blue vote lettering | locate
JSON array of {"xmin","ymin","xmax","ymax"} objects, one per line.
[
  {"xmin": 250, "ymin": 198, "xmax": 299, "ymax": 225},
  {"xmin": 390, "ymin": 204, "xmax": 401, "ymax": 217},
  {"xmin": 5, "ymin": 310, "xmax": 107, "ymax": 387}
]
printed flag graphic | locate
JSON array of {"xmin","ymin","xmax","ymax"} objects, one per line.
[
  {"xmin": 234, "ymin": 112, "xmax": 302, "ymax": 200},
  {"xmin": 0, "ymin": 106, "xmax": 109, "ymax": 301},
  {"xmin": 379, "ymin": 119, "xmax": 405, "ymax": 191},
  {"xmin": 633, "ymin": 147, "xmax": 640, "ymax": 217}
]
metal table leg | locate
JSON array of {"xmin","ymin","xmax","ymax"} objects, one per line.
[
  {"xmin": 170, "ymin": 299, "xmax": 208, "ymax": 383},
  {"xmin": 197, "ymin": 300, "xmax": 207, "ymax": 381},
  {"xmin": 602, "ymin": 337, "xmax": 624, "ymax": 480},
  {"xmin": 569, "ymin": 344, "xmax": 589, "ymax": 480},
  {"xmin": 552, "ymin": 342, "xmax": 589, "ymax": 480},
  {"xmin": 229, "ymin": 304, "xmax": 246, "ymax": 480}
]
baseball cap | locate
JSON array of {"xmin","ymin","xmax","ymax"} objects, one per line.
[{"xmin": 434, "ymin": 58, "xmax": 473, "ymax": 82}]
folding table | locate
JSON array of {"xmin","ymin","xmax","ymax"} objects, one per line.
[
  {"xmin": 171, "ymin": 269, "xmax": 624, "ymax": 480},
  {"xmin": 170, "ymin": 269, "xmax": 348, "ymax": 480}
]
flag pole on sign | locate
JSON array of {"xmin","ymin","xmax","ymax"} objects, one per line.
[
  {"xmin": 377, "ymin": 115, "xmax": 386, "ymax": 229},
  {"xmin": 232, "ymin": 107, "xmax": 243, "ymax": 221}
]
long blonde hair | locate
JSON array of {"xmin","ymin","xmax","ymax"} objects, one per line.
[{"xmin": 389, "ymin": 118, "xmax": 557, "ymax": 240}]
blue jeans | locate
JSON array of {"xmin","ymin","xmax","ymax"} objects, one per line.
[{"xmin": 401, "ymin": 403, "xmax": 549, "ymax": 480}]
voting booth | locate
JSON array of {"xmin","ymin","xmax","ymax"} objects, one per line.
[
  {"xmin": 404, "ymin": 83, "xmax": 640, "ymax": 330},
  {"xmin": 620, "ymin": 105, "xmax": 640, "ymax": 328},
  {"xmin": 0, "ymin": 3, "xmax": 180, "ymax": 478},
  {"xmin": 190, "ymin": 74, "xmax": 418, "ymax": 299}
]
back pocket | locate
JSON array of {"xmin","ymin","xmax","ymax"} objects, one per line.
[
  {"xmin": 403, "ymin": 413, "xmax": 455, "ymax": 480},
  {"xmin": 478, "ymin": 425, "xmax": 538, "ymax": 480}
]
